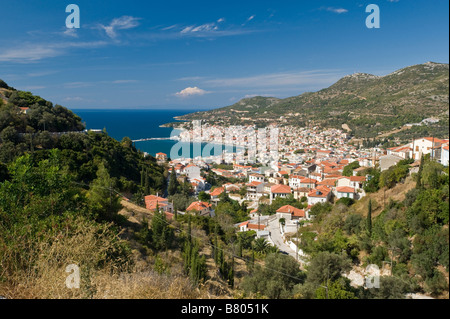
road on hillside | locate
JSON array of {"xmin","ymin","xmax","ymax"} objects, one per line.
[{"xmin": 267, "ymin": 218, "xmax": 306, "ymax": 266}]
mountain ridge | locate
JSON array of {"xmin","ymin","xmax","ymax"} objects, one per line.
[{"xmin": 176, "ymin": 62, "xmax": 449, "ymax": 140}]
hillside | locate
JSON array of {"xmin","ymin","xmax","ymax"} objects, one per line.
[
  {"xmin": 176, "ymin": 62, "xmax": 449, "ymax": 140},
  {"xmin": 0, "ymin": 79, "xmax": 166, "ymax": 196}
]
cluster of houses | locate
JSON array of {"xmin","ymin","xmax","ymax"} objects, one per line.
[
  {"xmin": 146, "ymin": 136, "xmax": 449, "ymax": 241},
  {"xmin": 385, "ymin": 137, "xmax": 449, "ymax": 168}
]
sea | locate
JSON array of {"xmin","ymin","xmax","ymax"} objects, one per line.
[{"xmin": 72, "ymin": 109, "xmax": 232, "ymax": 159}]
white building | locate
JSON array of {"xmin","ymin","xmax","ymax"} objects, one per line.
[
  {"xmin": 184, "ymin": 164, "xmax": 201, "ymax": 180},
  {"xmin": 249, "ymin": 173, "xmax": 265, "ymax": 184},
  {"xmin": 441, "ymin": 144, "xmax": 449, "ymax": 166},
  {"xmin": 335, "ymin": 186, "xmax": 356, "ymax": 200}
]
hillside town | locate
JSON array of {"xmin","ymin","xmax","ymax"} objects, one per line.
[{"xmin": 147, "ymin": 123, "xmax": 450, "ymax": 258}]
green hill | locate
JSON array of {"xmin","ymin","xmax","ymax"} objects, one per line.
[
  {"xmin": 0, "ymin": 79, "xmax": 166, "ymax": 196},
  {"xmin": 177, "ymin": 62, "xmax": 449, "ymax": 140}
]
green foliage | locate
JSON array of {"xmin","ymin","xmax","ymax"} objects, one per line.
[
  {"xmin": 362, "ymin": 168, "xmax": 381, "ymax": 193},
  {"xmin": 183, "ymin": 239, "xmax": 207, "ymax": 284},
  {"xmin": 304, "ymin": 251, "xmax": 352, "ymax": 297},
  {"xmin": 0, "ymin": 153, "xmax": 131, "ymax": 281},
  {"xmin": 343, "ymin": 214, "xmax": 363, "ymax": 235},
  {"xmin": 150, "ymin": 210, "xmax": 174, "ymax": 250},
  {"xmin": 198, "ymin": 191, "xmax": 211, "ymax": 202},
  {"xmin": 365, "ymin": 276, "xmax": 409, "ymax": 299},
  {"xmin": 0, "ymin": 79, "xmax": 9, "ymax": 89},
  {"xmin": 342, "ymin": 161, "xmax": 360, "ymax": 177},
  {"xmin": 168, "ymin": 169, "xmax": 179, "ymax": 196},
  {"xmin": 314, "ymin": 278, "xmax": 357, "ymax": 299},
  {"xmin": 307, "ymin": 202, "xmax": 332, "ymax": 223},
  {"xmin": 215, "ymin": 195, "xmax": 248, "ymax": 224},
  {"xmin": 367, "ymin": 199, "xmax": 373, "ymax": 236},
  {"xmin": 87, "ymin": 162, "xmax": 122, "ymax": 222},
  {"xmin": 380, "ymin": 160, "xmax": 411, "ymax": 189},
  {"xmin": 242, "ymin": 253, "xmax": 305, "ymax": 298},
  {"xmin": 336, "ymin": 197, "xmax": 355, "ymax": 207}
]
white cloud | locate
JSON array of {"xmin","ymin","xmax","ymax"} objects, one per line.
[
  {"xmin": 100, "ymin": 16, "xmax": 141, "ymax": 39},
  {"xmin": 64, "ymin": 96, "xmax": 84, "ymax": 101},
  {"xmin": 161, "ymin": 24, "xmax": 178, "ymax": 31},
  {"xmin": 181, "ymin": 23, "xmax": 218, "ymax": 34},
  {"xmin": 247, "ymin": 15, "xmax": 256, "ymax": 21},
  {"xmin": 63, "ymin": 28, "xmax": 79, "ymax": 38},
  {"xmin": 0, "ymin": 41, "xmax": 107, "ymax": 63},
  {"xmin": 175, "ymin": 87, "xmax": 209, "ymax": 98},
  {"xmin": 217, "ymin": 18, "xmax": 225, "ymax": 23},
  {"xmin": 111, "ymin": 80, "xmax": 138, "ymax": 84},
  {"xmin": 201, "ymin": 70, "xmax": 344, "ymax": 88},
  {"xmin": 0, "ymin": 46, "xmax": 60, "ymax": 62},
  {"xmin": 22, "ymin": 85, "xmax": 46, "ymax": 91},
  {"xmin": 323, "ymin": 7, "xmax": 348, "ymax": 14}
]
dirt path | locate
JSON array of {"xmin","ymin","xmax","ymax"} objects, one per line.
[{"xmin": 377, "ymin": 125, "xmax": 412, "ymax": 138}]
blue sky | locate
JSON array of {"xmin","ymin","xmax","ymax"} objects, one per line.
[{"xmin": 0, "ymin": 0, "xmax": 448, "ymax": 110}]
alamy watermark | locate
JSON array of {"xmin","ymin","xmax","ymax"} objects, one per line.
[
  {"xmin": 65, "ymin": 264, "xmax": 80, "ymax": 289},
  {"xmin": 170, "ymin": 121, "xmax": 279, "ymax": 165},
  {"xmin": 366, "ymin": 4, "xmax": 380, "ymax": 29},
  {"xmin": 66, "ymin": 4, "xmax": 80, "ymax": 29}
]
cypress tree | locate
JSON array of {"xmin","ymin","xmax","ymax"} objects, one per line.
[
  {"xmin": 416, "ymin": 154, "xmax": 425, "ymax": 189},
  {"xmin": 187, "ymin": 215, "xmax": 192, "ymax": 243},
  {"xmin": 367, "ymin": 199, "xmax": 372, "ymax": 236}
]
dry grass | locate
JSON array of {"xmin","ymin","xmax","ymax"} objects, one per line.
[
  {"xmin": 349, "ymin": 176, "xmax": 416, "ymax": 218},
  {"xmin": 0, "ymin": 214, "xmax": 220, "ymax": 299}
]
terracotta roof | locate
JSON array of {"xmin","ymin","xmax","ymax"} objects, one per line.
[
  {"xmin": 350, "ymin": 176, "xmax": 366, "ymax": 182},
  {"xmin": 300, "ymin": 178, "xmax": 317, "ymax": 184},
  {"xmin": 295, "ymin": 187, "xmax": 311, "ymax": 193},
  {"xmin": 247, "ymin": 181, "xmax": 262, "ymax": 187},
  {"xmin": 290, "ymin": 175, "xmax": 306, "ymax": 179},
  {"xmin": 239, "ymin": 221, "xmax": 250, "ymax": 227},
  {"xmin": 318, "ymin": 179, "xmax": 337, "ymax": 187},
  {"xmin": 210, "ymin": 187, "xmax": 225, "ymax": 196},
  {"xmin": 276, "ymin": 205, "xmax": 305, "ymax": 218},
  {"xmin": 271, "ymin": 184, "xmax": 292, "ymax": 194},
  {"xmin": 336, "ymin": 186, "xmax": 355, "ymax": 193},
  {"xmin": 248, "ymin": 224, "xmax": 266, "ymax": 231},
  {"xmin": 186, "ymin": 201, "xmax": 212, "ymax": 212},
  {"xmin": 308, "ymin": 186, "xmax": 331, "ymax": 198}
]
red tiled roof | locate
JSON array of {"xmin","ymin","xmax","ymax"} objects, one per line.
[
  {"xmin": 300, "ymin": 178, "xmax": 317, "ymax": 184},
  {"xmin": 318, "ymin": 179, "xmax": 337, "ymax": 187},
  {"xmin": 350, "ymin": 176, "xmax": 366, "ymax": 182},
  {"xmin": 336, "ymin": 186, "xmax": 355, "ymax": 193},
  {"xmin": 186, "ymin": 201, "xmax": 212, "ymax": 212},
  {"xmin": 276, "ymin": 205, "xmax": 305, "ymax": 218},
  {"xmin": 248, "ymin": 224, "xmax": 266, "ymax": 230},
  {"xmin": 271, "ymin": 184, "xmax": 292, "ymax": 194},
  {"xmin": 210, "ymin": 187, "xmax": 225, "ymax": 196},
  {"xmin": 308, "ymin": 186, "xmax": 331, "ymax": 198},
  {"xmin": 247, "ymin": 181, "xmax": 262, "ymax": 187}
]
